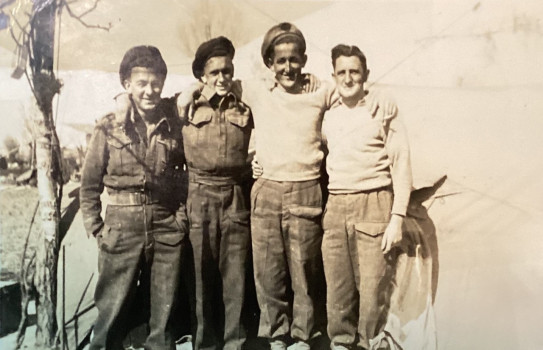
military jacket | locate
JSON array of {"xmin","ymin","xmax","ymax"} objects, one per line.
[
  {"xmin": 80, "ymin": 102, "xmax": 186, "ymax": 237},
  {"xmin": 182, "ymin": 85, "xmax": 253, "ymax": 179}
]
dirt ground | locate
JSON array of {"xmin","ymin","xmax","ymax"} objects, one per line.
[{"xmin": 0, "ymin": 185, "xmax": 41, "ymax": 281}]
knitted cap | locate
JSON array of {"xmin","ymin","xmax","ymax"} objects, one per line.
[
  {"xmin": 261, "ymin": 22, "xmax": 306, "ymax": 67},
  {"xmin": 119, "ymin": 45, "xmax": 167, "ymax": 85},
  {"xmin": 192, "ymin": 36, "xmax": 235, "ymax": 79}
]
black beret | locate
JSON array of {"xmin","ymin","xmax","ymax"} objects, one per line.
[
  {"xmin": 119, "ymin": 45, "xmax": 167, "ymax": 86},
  {"xmin": 192, "ymin": 36, "xmax": 235, "ymax": 79},
  {"xmin": 261, "ymin": 22, "xmax": 306, "ymax": 67}
]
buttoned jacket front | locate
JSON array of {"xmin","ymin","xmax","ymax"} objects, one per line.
[
  {"xmin": 80, "ymin": 102, "xmax": 186, "ymax": 238},
  {"xmin": 182, "ymin": 85, "xmax": 253, "ymax": 178}
]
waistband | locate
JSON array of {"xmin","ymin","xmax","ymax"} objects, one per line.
[
  {"xmin": 107, "ymin": 190, "xmax": 161, "ymax": 206},
  {"xmin": 188, "ymin": 168, "xmax": 244, "ymax": 186}
]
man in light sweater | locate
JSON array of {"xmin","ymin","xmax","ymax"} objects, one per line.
[
  {"xmin": 241, "ymin": 23, "xmax": 331, "ymax": 350},
  {"xmin": 178, "ymin": 23, "xmax": 396, "ymax": 350},
  {"xmin": 321, "ymin": 44, "xmax": 412, "ymax": 350}
]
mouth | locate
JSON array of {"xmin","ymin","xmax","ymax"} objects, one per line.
[{"xmin": 279, "ymin": 73, "xmax": 297, "ymax": 82}]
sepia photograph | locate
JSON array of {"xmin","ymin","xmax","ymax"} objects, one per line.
[{"xmin": 0, "ymin": 0, "xmax": 542, "ymax": 349}]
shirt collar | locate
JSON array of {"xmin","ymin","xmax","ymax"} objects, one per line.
[
  {"xmin": 330, "ymin": 91, "xmax": 366, "ymax": 109},
  {"xmin": 199, "ymin": 83, "xmax": 241, "ymax": 104},
  {"xmin": 117, "ymin": 102, "xmax": 172, "ymax": 134}
]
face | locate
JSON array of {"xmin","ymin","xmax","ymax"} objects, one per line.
[
  {"xmin": 124, "ymin": 67, "xmax": 165, "ymax": 115},
  {"xmin": 269, "ymin": 42, "xmax": 307, "ymax": 93},
  {"xmin": 201, "ymin": 56, "xmax": 234, "ymax": 96},
  {"xmin": 333, "ymin": 55, "xmax": 369, "ymax": 102}
]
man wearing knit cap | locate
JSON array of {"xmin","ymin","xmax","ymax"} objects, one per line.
[
  {"xmin": 184, "ymin": 36, "xmax": 253, "ymax": 350},
  {"xmin": 80, "ymin": 45, "xmax": 189, "ymax": 350},
  {"xmin": 321, "ymin": 44, "xmax": 412, "ymax": 350},
  {"xmin": 237, "ymin": 22, "xmax": 330, "ymax": 350},
  {"xmin": 244, "ymin": 22, "xmax": 399, "ymax": 350},
  {"xmin": 175, "ymin": 24, "xmax": 397, "ymax": 350}
]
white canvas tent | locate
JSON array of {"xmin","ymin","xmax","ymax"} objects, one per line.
[{"xmin": 1, "ymin": 0, "xmax": 542, "ymax": 349}]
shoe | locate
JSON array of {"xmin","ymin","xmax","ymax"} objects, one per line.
[
  {"xmin": 287, "ymin": 341, "xmax": 311, "ymax": 350},
  {"xmin": 270, "ymin": 339, "xmax": 288, "ymax": 350},
  {"xmin": 330, "ymin": 344, "xmax": 350, "ymax": 350}
]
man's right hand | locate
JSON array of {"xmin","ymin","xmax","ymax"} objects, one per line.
[
  {"xmin": 177, "ymin": 82, "xmax": 204, "ymax": 120},
  {"xmin": 252, "ymin": 157, "xmax": 263, "ymax": 179}
]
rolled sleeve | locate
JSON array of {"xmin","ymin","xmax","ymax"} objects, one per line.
[{"xmin": 385, "ymin": 115, "xmax": 412, "ymax": 216}]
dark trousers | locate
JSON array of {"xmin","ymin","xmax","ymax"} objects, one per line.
[
  {"xmin": 250, "ymin": 178, "xmax": 325, "ymax": 343},
  {"xmin": 89, "ymin": 204, "xmax": 186, "ymax": 350},
  {"xmin": 188, "ymin": 181, "xmax": 251, "ymax": 350},
  {"xmin": 322, "ymin": 189, "xmax": 394, "ymax": 350}
]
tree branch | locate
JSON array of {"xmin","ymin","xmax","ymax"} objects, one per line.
[{"xmin": 60, "ymin": 0, "xmax": 111, "ymax": 31}]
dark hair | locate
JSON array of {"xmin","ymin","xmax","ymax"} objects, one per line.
[
  {"xmin": 331, "ymin": 44, "xmax": 367, "ymax": 72},
  {"xmin": 119, "ymin": 45, "xmax": 167, "ymax": 85}
]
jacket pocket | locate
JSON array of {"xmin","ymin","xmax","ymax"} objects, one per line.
[
  {"xmin": 106, "ymin": 135, "xmax": 134, "ymax": 174},
  {"xmin": 354, "ymin": 222, "xmax": 389, "ymax": 237},
  {"xmin": 225, "ymin": 111, "xmax": 250, "ymax": 128},
  {"xmin": 189, "ymin": 107, "xmax": 213, "ymax": 127}
]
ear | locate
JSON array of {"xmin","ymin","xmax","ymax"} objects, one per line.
[
  {"xmin": 363, "ymin": 69, "xmax": 370, "ymax": 82},
  {"xmin": 123, "ymin": 79, "xmax": 131, "ymax": 91},
  {"xmin": 201, "ymin": 75, "xmax": 207, "ymax": 84},
  {"xmin": 267, "ymin": 57, "xmax": 275, "ymax": 71},
  {"xmin": 301, "ymin": 54, "xmax": 307, "ymax": 68}
]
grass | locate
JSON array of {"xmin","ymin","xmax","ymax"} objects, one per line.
[{"xmin": 0, "ymin": 185, "xmax": 41, "ymax": 282}]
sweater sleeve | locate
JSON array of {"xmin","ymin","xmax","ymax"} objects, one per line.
[{"xmin": 384, "ymin": 113, "xmax": 413, "ymax": 216}]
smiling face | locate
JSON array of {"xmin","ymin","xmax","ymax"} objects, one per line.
[
  {"xmin": 201, "ymin": 56, "xmax": 234, "ymax": 96},
  {"xmin": 333, "ymin": 55, "xmax": 369, "ymax": 104},
  {"xmin": 123, "ymin": 67, "xmax": 165, "ymax": 117},
  {"xmin": 269, "ymin": 42, "xmax": 307, "ymax": 93}
]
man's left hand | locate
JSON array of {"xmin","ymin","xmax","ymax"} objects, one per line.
[{"xmin": 302, "ymin": 73, "xmax": 321, "ymax": 93}]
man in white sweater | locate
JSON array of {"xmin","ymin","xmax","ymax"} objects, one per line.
[{"xmin": 321, "ymin": 44, "xmax": 412, "ymax": 350}]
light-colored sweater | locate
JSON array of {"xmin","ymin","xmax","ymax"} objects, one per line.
[
  {"xmin": 322, "ymin": 98, "xmax": 412, "ymax": 216},
  {"xmin": 241, "ymin": 79, "xmax": 332, "ymax": 182}
]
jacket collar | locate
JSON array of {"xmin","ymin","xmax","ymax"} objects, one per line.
[
  {"xmin": 199, "ymin": 83, "xmax": 241, "ymax": 104},
  {"xmin": 116, "ymin": 99, "xmax": 172, "ymax": 134}
]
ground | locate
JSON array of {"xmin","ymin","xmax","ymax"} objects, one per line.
[{"xmin": 0, "ymin": 184, "xmax": 41, "ymax": 281}]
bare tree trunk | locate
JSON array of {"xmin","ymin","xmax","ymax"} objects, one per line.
[
  {"xmin": 34, "ymin": 130, "xmax": 60, "ymax": 349},
  {"xmin": 30, "ymin": 2, "xmax": 62, "ymax": 348}
]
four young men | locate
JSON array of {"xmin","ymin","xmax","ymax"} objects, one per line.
[{"xmin": 81, "ymin": 21, "xmax": 411, "ymax": 350}]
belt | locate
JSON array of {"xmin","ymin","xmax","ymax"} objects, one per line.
[
  {"xmin": 107, "ymin": 191, "xmax": 161, "ymax": 206},
  {"xmin": 188, "ymin": 169, "xmax": 242, "ymax": 186}
]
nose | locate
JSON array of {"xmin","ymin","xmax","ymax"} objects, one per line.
[
  {"xmin": 144, "ymin": 84, "xmax": 153, "ymax": 95},
  {"xmin": 217, "ymin": 71, "xmax": 225, "ymax": 82},
  {"xmin": 284, "ymin": 62, "xmax": 291, "ymax": 74},
  {"xmin": 344, "ymin": 72, "xmax": 352, "ymax": 84}
]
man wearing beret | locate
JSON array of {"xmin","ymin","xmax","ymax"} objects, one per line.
[
  {"xmin": 184, "ymin": 36, "xmax": 253, "ymax": 350},
  {"xmin": 80, "ymin": 45, "xmax": 189, "ymax": 350}
]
